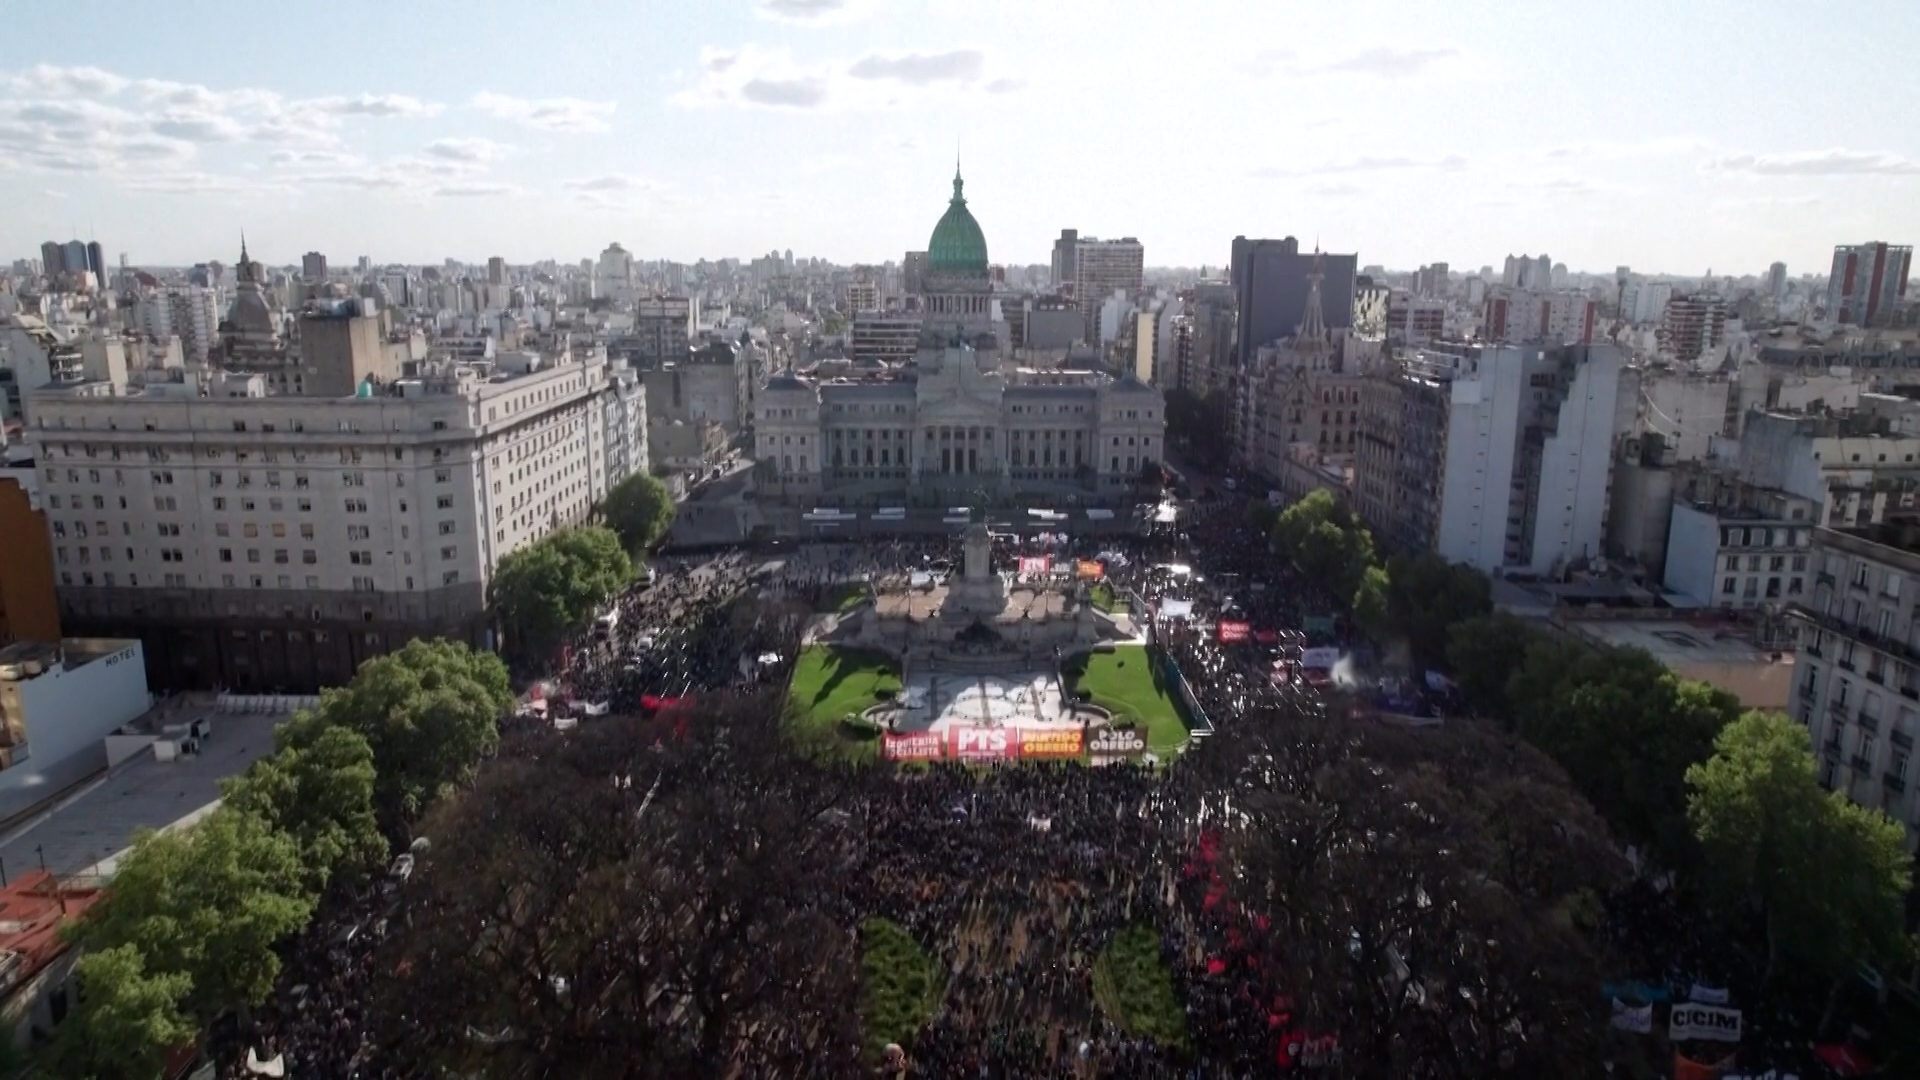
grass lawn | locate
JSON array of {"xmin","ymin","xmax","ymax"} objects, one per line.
[
  {"xmin": 787, "ymin": 645, "xmax": 900, "ymax": 760},
  {"xmin": 860, "ymin": 917, "xmax": 945, "ymax": 1058},
  {"xmin": 1088, "ymin": 582, "xmax": 1121, "ymax": 613},
  {"xmin": 816, "ymin": 582, "xmax": 870, "ymax": 614},
  {"xmin": 1063, "ymin": 645, "xmax": 1188, "ymax": 752},
  {"xmin": 1092, "ymin": 926, "xmax": 1187, "ymax": 1048}
]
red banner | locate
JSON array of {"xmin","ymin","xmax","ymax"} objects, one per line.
[
  {"xmin": 883, "ymin": 732, "xmax": 944, "ymax": 761},
  {"xmin": 949, "ymin": 726, "xmax": 1015, "ymax": 760},
  {"xmin": 1018, "ymin": 555, "xmax": 1052, "ymax": 576},
  {"xmin": 1017, "ymin": 728, "xmax": 1083, "ymax": 759},
  {"xmin": 1218, "ymin": 620, "xmax": 1251, "ymax": 643}
]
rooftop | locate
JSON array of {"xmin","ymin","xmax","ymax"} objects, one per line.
[{"xmin": 0, "ymin": 712, "xmax": 282, "ymax": 883}]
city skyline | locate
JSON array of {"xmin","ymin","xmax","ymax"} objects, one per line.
[{"xmin": 2, "ymin": 0, "xmax": 1918, "ymax": 275}]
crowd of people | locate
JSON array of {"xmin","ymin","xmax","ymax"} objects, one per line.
[{"xmin": 216, "ymin": 482, "xmax": 1809, "ymax": 1079}]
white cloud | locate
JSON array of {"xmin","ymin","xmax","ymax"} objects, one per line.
[
  {"xmin": 434, "ymin": 182, "xmax": 519, "ymax": 198},
  {"xmin": 741, "ymin": 77, "xmax": 831, "ymax": 108},
  {"xmin": 1252, "ymin": 154, "xmax": 1465, "ymax": 178},
  {"xmin": 307, "ymin": 94, "xmax": 440, "ymax": 118},
  {"xmin": 8, "ymin": 64, "xmax": 129, "ymax": 96},
  {"xmin": 423, "ymin": 137, "xmax": 512, "ymax": 163},
  {"xmin": 755, "ymin": 0, "xmax": 878, "ymax": 24},
  {"xmin": 1318, "ymin": 46, "xmax": 1461, "ymax": 77},
  {"xmin": 471, "ymin": 91, "xmax": 615, "ymax": 133},
  {"xmin": 1709, "ymin": 149, "xmax": 1920, "ymax": 177},
  {"xmin": 564, "ymin": 175, "xmax": 646, "ymax": 192},
  {"xmin": 675, "ymin": 45, "xmax": 1007, "ymax": 111},
  {"xmin": 846, "ymin": 50, "xmax": 985, "ymax": 85}
]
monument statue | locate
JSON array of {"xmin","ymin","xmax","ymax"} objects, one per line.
[{"xmin": 944, "ymin": 522, "xmax": 1007, "ymax": 619}]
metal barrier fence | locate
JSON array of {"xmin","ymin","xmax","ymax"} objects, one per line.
[
  {"xmin": 1123, "ymin": 586, "xmax": 1213, "ymax": 740},
  {"xmin": 214, "ymin": 694, "xmax": 322, "ymax": 715}
]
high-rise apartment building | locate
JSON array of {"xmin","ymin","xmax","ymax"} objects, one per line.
[
  {"xmin": 1768, "ymin": 262, "xmax": 1788, "ymax": 301},
  {"xmin": 25, "ymin": 346, "xmax": 643, "ymax": 691},
  {"xmin": 1788, "ymin": 522, "xmax": 1920, "ymax": 848},
  {"xmin": 1827, "ymin": 242, "xmax": 1912, "ymax": 328},
  {"xmin": 487, "ymin": 256, "xmax": 508, "ymax": 286},
  {"xmin": 1356, "ymin": 342, "xmax": 1623, "ymax": 574},
  {"xmin": 301, "ymin": 252, "xmax": 329, "ymax": 281},
  {"xmin": 629, "ymin": 296, "xmax": 696, "ymax": 366},
  {"xmin": 1662, "ymin": 293, "xmax": 1729, "ymax": 366},
  {"xmin": 168, "ymin": 288, "xmax": 221, "ymax": 366},
  {"xmin": 1069, "ymin": 236, "xmax": 1145, "ymax": 341},
  {"xmin": 1482, "ymin": 286, "xmax": 1596, "ymax": 345}
]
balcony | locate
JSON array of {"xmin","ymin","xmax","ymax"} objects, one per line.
[
  {"xmin": 1823, "ymin": 737, "xmax": 1844, "ymax": 757},
  {"xmin": 1853, "ymin": 754, "xmax": 1874, "ymax": 773},
  {"xmin": 1903, "ymin": 685, "xmax": 1920, "ymax": 702},
  {"xmin": 1818, "ymin": 571, "xmax": 1836, "ymax": 588},
  {"xmin": 1868, "ymin": 668, "xmax": 1887, "ymax": 685},
  {"xmin": 1792, "ymin": 604, "xmax": 1920, "ymax": 670},
  {"xmin": 1839, "ymin": 657, "xmax": 1858, "ymax": 672},
  {"xmin": 1894, "ymin": 730, "xmax": 1915, "ymax": 751},
  {"xmin": 1799, "ymin": 683, "xmax": 1818, "ymax": 701},
  {"xmin": 1852, "ymin": 576, "xmax": 1871, "ymax": 594},
  {"xmin": 1829, "ymin": 698, "xmax": 1852, "ymax": 719},
  {"xmin": 1886, "ymin": 774, "xmax": 1907, "ymax": 795},
  {"xmin": 1806, "ymin": 642, "xmax": 1825, "ymax": 659},
  {"xmin": 1859, "ymin": 712, "xmax": 1881, "ymax": 734}
]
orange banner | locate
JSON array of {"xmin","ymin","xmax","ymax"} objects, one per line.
[{"xmin": 1017, "ymin": 728, "xmax": 1085, "ymax": 759}]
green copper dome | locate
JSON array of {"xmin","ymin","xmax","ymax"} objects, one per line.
[{"xmin": 926, "ymin": 168, "xmax": 988, "ymax": 276}]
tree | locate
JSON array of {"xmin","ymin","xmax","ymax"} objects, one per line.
[
  {"xmin": 603, "ymin": 471, "xmax": 677, "ymax": 557},
  {"xmin": 1687, "ymin": 711, "xmax": 1914, "ymax": 983},
  {"xmin": 490, "ymin": 526, "xmax": 632, "ymax": 665},
  {"xmin": 1184, "ymin": 707, "xmax": 1621, "ymax": 1080},
  {"xmin": 1271, "ymin": 489, "xmax": 1376, "ymax": 602},
  {"xmin": 376, "ymin": 696, "xmax": 864, "ymax": 1079},
  {"xmin": 1351, "ymin": 564, "xmax": 1391, "ymax": 644},
  {"xmin": 1383, "ymin": 552, "xmax": 1492, "ymax": 668},
  {"xmin": 44, "ymin": 945, "xmax": 195, "ymax": 1080},
  {"xmin": 69, "ymin": 809, "xmax": 312, "ymax": 1026},
  {"xmin": 222, "ymin": 720, "xmax": 386, "ymax": 892},
  {"xmin": 308, "ymin": 638, "xmax": 512, "ymax": 824},
  {"xmin": 1507, "ymin": 640, "xmax": 1740, "ymax": 862},
  {"xmin": 1446, "ymin": 613, "xmax": 1540, "ymax": 721}
]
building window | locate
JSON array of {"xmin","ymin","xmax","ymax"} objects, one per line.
[
  {"xmin": 438, "ymin": 520, "xmax": 456, "ymax": 535},
  {"xmin": 1722, "ymin": 577, "xmax": 1736, "ymax": 594}
]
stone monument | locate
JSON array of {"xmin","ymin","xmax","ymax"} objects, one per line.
[{"xmin": 942, "ymin": 522, "xmax": 1008, "ymax": 618}]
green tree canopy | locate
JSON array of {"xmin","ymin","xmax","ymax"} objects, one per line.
[
  {"xmin": 1382, "ymin": 552, "xmax": 1492, "ymax": 667},
  {"xmin": 1687, "ymin": 710, "xmax": 1914, "ymax": 981},
  {"xmin": 603, "ymin": 472, "xmax": 677, "ymax": 557},
  {"xmin": 1271, "ymin": 489, "xmax": 1376, "ymax": 601},
  {"xmin": 309, "ymin": 638, "xmax": 512, "ymax": 823},
  {"xmin": 70, "ymin": 808, "xmax": 312, "ymax": 1026},
  {"xmin": 1351, "ymin": 564, "xmax": 1392, "ymax": 645},
  {"xmin": 222, "ymin": 719, "xmax": 387, "ymax": 892},
  {"xmin": 1445, "ymin": 613, "xmax": 1541, "ymax": 721},
  {"xmin": 45, "ymin": 944, "xmax": 195, "ymax": 1080},
  {"xmin": 489, "ymin": 525, "xmax": 632, "ymax": 665},
  {"xmin": 1507, "ymin": 639, "xmax": 1740, "ymax": 862}
]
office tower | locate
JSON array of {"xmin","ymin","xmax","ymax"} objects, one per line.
[
  {"xmin": 1051, "ymin": 229, "xmax": 1080, "ymax": 290},
  {"xmin": 167, "ymin": 287, "xmax": 221, "ymax": 365},
  {"xmin": 38, "ymin": 242, "xmax": 63, "ymax": 277},
  {"xmin": 1230, "ymin": 236, "xmax": 1359, "ymax": 360},
  {"xmin": 357, "ymin": 255, "xmax": 372, "ymax": 273},
  {"xmin": 301, "ymin": 252, "xmax": 329, "ymax": 281},
  {"xmin": 1827, "ymin": 241, "xmax": 1912, "ymax": 327},
  {"xmin": 1767, "ymin": 261, "xmax": 1788, "ymax": 301},
  {"xmin": 487, "ymin": 256, "xmax": 508, "ymax": 286}
]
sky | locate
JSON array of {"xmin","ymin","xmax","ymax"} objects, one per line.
[{"xmin": 2, "ymin": 0, "xmax": 1917, "ymax": 277}]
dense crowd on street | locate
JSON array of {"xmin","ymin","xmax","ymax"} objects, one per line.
[{"xmin": 217, "ymin": 483, "xmax": 1811, "ymax": 1080}]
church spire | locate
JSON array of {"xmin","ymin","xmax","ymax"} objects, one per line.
[{"xmin": 1296, "ymin": 248, "xmax": 1327, "ymax": 345}]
